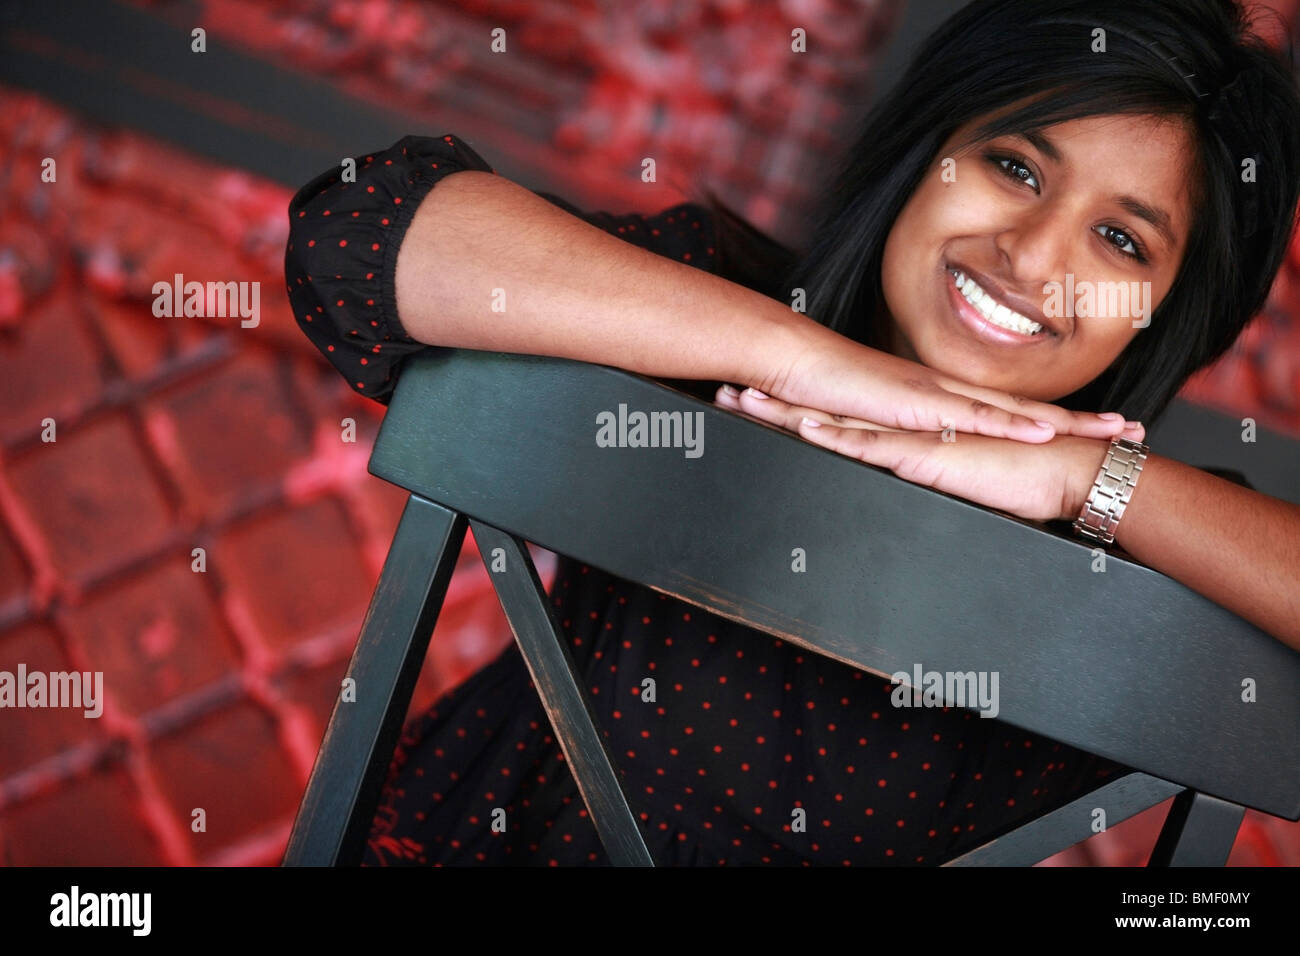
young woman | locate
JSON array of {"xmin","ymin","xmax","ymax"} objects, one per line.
[{"xmin": 284, "ymin": 0, "xmax": 1300, "ymax": 865}]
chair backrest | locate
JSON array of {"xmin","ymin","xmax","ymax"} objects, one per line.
[{"xmin": 370, "ymin": 349, "xmax": 1300, "ymax": 822}]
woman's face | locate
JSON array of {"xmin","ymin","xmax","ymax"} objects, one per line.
[{"xmin": 880, "ymin": 112, "xmax": 1196, "ymax": 401}]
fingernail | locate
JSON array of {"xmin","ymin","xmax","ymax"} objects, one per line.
[
  {"xmin": 1126, "ymin": 421, "xmax": 1142, "ymax": 429},
  {"xmin": 1033, "ymin": 420, "xmax": 1055, "ymax": 430},
  {"xmin": 745, "ymin": 387, "xmax": 769, "ymax": 400},
  {"xmin": 720, "ymin": 384, "xmax": 740, "ymax": 397},
  {"xmin": 1098, "ymin": 412, "xmax": 1125, "ymax": 422},
  {"xmin": 801, "ymin": 417, "xmax": 821, "ymax": 428}
]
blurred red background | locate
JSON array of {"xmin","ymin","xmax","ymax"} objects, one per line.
[{"xmin": 1, "ymin": 0, "xmax": 1298, "ymax": 866}]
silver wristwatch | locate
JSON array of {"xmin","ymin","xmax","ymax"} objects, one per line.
[{"xmin": 1073, "ymin": 436, "xmax": 1149, "ymax": 546}]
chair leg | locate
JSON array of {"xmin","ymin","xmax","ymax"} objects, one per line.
[
  {"xmin": 283, "ymin": 495, "xmax": 467, "ymax": 866},
  {"xmin": 1148, "ymin": 789, "xmax": 1245, "ymax": 867},
  {"xmin": 943, "ymin": 772, "xmax": 1184, "ymax": 866},
  {"xmin": 469, "ymin": 519, "xmax": 654, "ymax": 867}
]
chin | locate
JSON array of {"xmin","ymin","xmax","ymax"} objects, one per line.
[{"xmin": 910, "ymin": 334, "xmax": 1011, "ymax": 389}]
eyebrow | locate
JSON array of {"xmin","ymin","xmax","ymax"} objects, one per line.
[
  {"xmin": 1114, "ymin": 195, "xmax": 1177, "ymax": 251},
  {"xmin": 1015, "ymin": 129, "xmax": 1178, "ymax": 251}
]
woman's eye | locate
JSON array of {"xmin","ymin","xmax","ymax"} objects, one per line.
[
  {"xmin": 992, "ymin": 155, "xmax": 1039, "ymax": 191},
  {"xmin": 1095, "ymin": 224, "xmax": 1145, "ymax": 261}
]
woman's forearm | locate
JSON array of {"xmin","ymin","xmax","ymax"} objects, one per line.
[
  {"xmin": 392, "ymin": 169, "xmax": 827, "ymax": 391},
  {"xmin": 1069, "ymin": 442, "xmax": 1300, "ymax": 651}
]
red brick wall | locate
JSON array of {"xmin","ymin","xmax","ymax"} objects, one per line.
[
  {"xmin": 0, "ymin": 90, "xmax": 532, "ymax": 866},
  {"xmin": 1, "ymin": 0, "xmax": 1298, "ymax": 868}
]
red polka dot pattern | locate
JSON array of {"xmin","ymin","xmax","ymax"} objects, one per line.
[{"xmin": 362, "ymin": 558, "xmax": 1128, "ymax": 865}]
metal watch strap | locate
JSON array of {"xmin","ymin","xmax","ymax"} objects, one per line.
[{"xmin": 1073, "ymin": 436, "xmax": 1149, "ymax": 546}]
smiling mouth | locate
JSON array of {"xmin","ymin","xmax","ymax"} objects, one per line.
[{"xmin": 947, "ymin": 268, "xmax": 1051, "ymax": 337}]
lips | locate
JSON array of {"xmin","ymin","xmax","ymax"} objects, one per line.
[
  {"xmin": 941, "ymin": 268, "xmax": 1057, "ymax": 349},
  {"xmin": 946, "ymin": 262, "xmax": 1065, "ymax": 338}
]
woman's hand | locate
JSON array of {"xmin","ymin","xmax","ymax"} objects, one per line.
[
  {"xmin": 749, "ymin": 337, "xmax": 1139, "ymax": 444},
  {"xmin": 715, "ymin": 385, "xmax": 1138, "ymax": 522}
]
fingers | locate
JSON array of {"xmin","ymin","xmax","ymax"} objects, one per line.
[
  {"xmin": 930, "ymin": 377, "xmax": 1139, "ymax": 442},
  {"xmin": 794, "ymin": 416, "xmax": 915, "ymax": 473},
  {"xmin": 718, "ymin": 385, "xmax": 905, "ymax": 433},
  {"xmin": 878, "ymin": 385, "xmax": 1058, "ymax": 444},
  {"xmin": 716, "ymin": 383, "xmax": 1146, "ymax": 446}
]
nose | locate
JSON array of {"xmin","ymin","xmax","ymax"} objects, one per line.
[{"xmin": 994, "ymin": 202, "xmax": 1072, "ymax": 291}]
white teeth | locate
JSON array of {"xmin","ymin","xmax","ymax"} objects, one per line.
[{"xmin": 948, "ymin": 268, "xmax": 1045, "ymax": 336}]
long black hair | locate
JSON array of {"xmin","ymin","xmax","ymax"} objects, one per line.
[{"xmin": 693, "ymin": 0, "xmax": 1300, "ymax": 425}]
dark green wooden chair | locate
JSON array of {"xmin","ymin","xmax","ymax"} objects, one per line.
[{"xmin": 283, "ymin": 349, "xmax": 1300, "ymax": 866}]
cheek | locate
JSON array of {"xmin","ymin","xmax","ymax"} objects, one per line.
[
  {"xmin": 1071, "ymin": 320, "xmax": 1142, "ymax": 374},
  {"xmin": 1073, "ymin": 278, "xmax": 1169, "ymax": 355},
  {"xmin": 884, "ymin": 172, "xmax": 994, "ymax": 274},
  {"xmin": 881, "ymin": 184, "xmax": 944, "ymax": 306},
  {"xmin": 894, "ymin": 178, "xmax": 952, "ymax": 244}
]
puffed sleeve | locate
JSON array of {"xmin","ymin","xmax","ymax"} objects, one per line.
[
  {"xmin": 285, "ymin": 133, "xmax": 720, "ymax": 405},
  {"xmin": 284, "ymin": 134, "xmax": 496, "ymax": 405}
]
